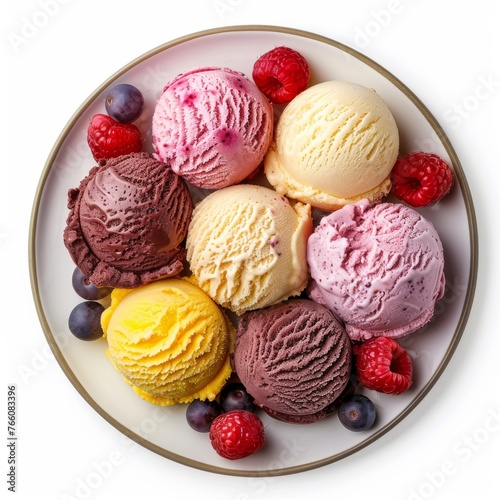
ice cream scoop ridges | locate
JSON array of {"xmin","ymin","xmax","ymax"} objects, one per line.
[
  {"xmin": 63, "ymin": 152, "xmax": 193, "ymax": 289},
  {"xmin": 152, "ymin": 66, "xmax": 274, "ymax": 189},
  {"xmin": 307, "ymin": 199, "xmax": 446, "ymax": 340},
  {"xmin": 264, "ymin": 80, "xmax": 399, "ymax": 211},
  {"xmin": 233, "ymin": 299, "xmax": 352, "ymax": 421},
  {"xmin": 186, "ymin": 184, "xmax": 312, "ymax": 315},
  {"xmin": 101, "ymin": 278, "xmax": 234, "ymax": 405}
]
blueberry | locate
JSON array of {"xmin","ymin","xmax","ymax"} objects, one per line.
[
  {"xmin": 68, "ymin": 301, "xmax": 105, "ymax": 341},
  {"xmin": 72, "ymin": 267, "xmax": 112, "ymax": 300},
  {"xmin": 105, "ymin": 83, "xmax": 144, "ymax": 122},
  {"xmin": 338, "ymin": 394, "xmax": 376, "ymax": 431},
  {"xmin": 186, "ymin": 399, "xmax": 222, "ymax": 432},
  {"xmin": 219, "ymin": 382, "xmax": 255, "ymax": 413}
]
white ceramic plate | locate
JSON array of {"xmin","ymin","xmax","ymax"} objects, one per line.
[{"xmin": 29, "ymin": 26, "xmax": 477, "ymax": 476}]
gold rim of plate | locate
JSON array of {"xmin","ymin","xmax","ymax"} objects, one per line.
[{"xmin": 28, "ymin": 24, "xmax": 478, "ymax": 477}]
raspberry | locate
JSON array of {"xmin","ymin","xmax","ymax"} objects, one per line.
[
  {"xmin": 209, "ymin": 410, "xmax": 265, "ymax": 460},
  {"xmin": 391, "ymin": 152, "xmax": 454, "ymax": 207},
  {"xmin": 353, "ymin": 337, "xmax": 413, "ymax": 395},
  {"xmin": 87, "ymin": 113, "xmax": 142, "ymax": 161},
  {"xmin": 252, "ymin": 46, "xmax": 310, "ymax": 104}
]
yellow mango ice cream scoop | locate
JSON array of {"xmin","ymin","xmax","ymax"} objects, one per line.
[{"xmin": 101, "ymin": 278, "xmax": 234, "ymax": 405}]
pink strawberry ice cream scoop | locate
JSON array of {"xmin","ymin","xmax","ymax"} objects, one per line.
[
  {"xmin": 233, "ymin": 299, "xmax": 352, "ymax": 424},
  {"xmin": 63, "ymin": 152, "xmax": 193, "ymax": 288},
  {"xmin": 152, "ymin": 66, "xmax": 273, "ymax": 189},
  {"xmin": 307, "ymin": 199, "xmax": 446, "ymax": 341}
]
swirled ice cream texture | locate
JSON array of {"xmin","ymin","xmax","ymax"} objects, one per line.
[
  {"xmin": 186, "ymin": 184, "xmax": 312, "ymax": 315},
  {"xmin": 233, "ymin": 299, "xmax": 352, "ymax": 422},
  {"xmin": 264, "ymin": 81, "xmax": 399, "ymax": 210},
  {"xmin": 101, "ymin": 279, "xmax": 234, "ymax": 405},
  {"xmin": 152, "ymin": 66, "xmax": 273, "ymax": 189},
  {"xmin": 63, "ymin": 153, "xmax": 193, "ymax": 288},
  {"xmin": 307, "ymin": 199, "xmax": 446, "ymax": 340}
]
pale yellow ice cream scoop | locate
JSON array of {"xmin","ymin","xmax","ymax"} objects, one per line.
[
  {"xmin": 101, "ymin": 278, "xmax": 234, "ymax": 405},
  {"xmin": 186, "ymin": 184, "xmax": 312, "ymax": 315},
  {"xmin": 264, "ymin": 81, "xmax": 399, "ymax": 211}
]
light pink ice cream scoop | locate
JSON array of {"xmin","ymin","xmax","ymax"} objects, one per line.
[
  {"xmin": 152, "ymin": 67, "xmax": 273, "ymax": 189},
  {"xmin": 307, "ymin": 199, "xmax": 446, "ymax": 341}
]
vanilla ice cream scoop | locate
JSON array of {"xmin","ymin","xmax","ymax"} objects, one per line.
[
  {"xmin": 265, "ymin": 81, "xmax": 399, "ymax": 211},
  {"xmin": 186, "ymin": 184, "xmax": 312, "ymax": 315}
]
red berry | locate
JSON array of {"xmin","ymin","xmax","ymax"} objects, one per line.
[
  {"xmin": 87, "ymin": 113, "xmax": 142, "ymax": 160},
  {"xmin": 209, "ymin": 410, "xmax": 265, "ymax": 460},
  {"xmin": 252, "ymin": 46, "xmax": 310, "ymax": 104},
  {"xmin": 353, "ymin": 337, "xmax": 413, "ymax": 395},
  {"xmin": 391, "ymin": 152, "xmax": 454, "ymax": 207}
]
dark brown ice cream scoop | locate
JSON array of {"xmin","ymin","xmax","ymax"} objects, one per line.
[
  {"xmin": 63, "ymin": 152, "xmax": 193, "ymax": 288},
  {"xmin": 233, "ymin": 299, "xmax": 352, "ymax": 423}
]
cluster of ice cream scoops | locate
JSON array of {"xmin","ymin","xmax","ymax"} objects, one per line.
[{"xmin": 63, "ymin": 46, "xmax": 453, "ymax": 460}]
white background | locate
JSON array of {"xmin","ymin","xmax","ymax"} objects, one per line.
[{"xmin": 2, "ymin": 0, "xmax": 499, "ymax": 499}]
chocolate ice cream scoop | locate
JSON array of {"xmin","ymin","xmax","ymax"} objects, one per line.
[
  {"xmin": 233, "ymin": 299, "xmax": 352, "ymax": 423},
  {"xmin": 63, "ymin": 152, "xmax": 193, "ymax": 288}
]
